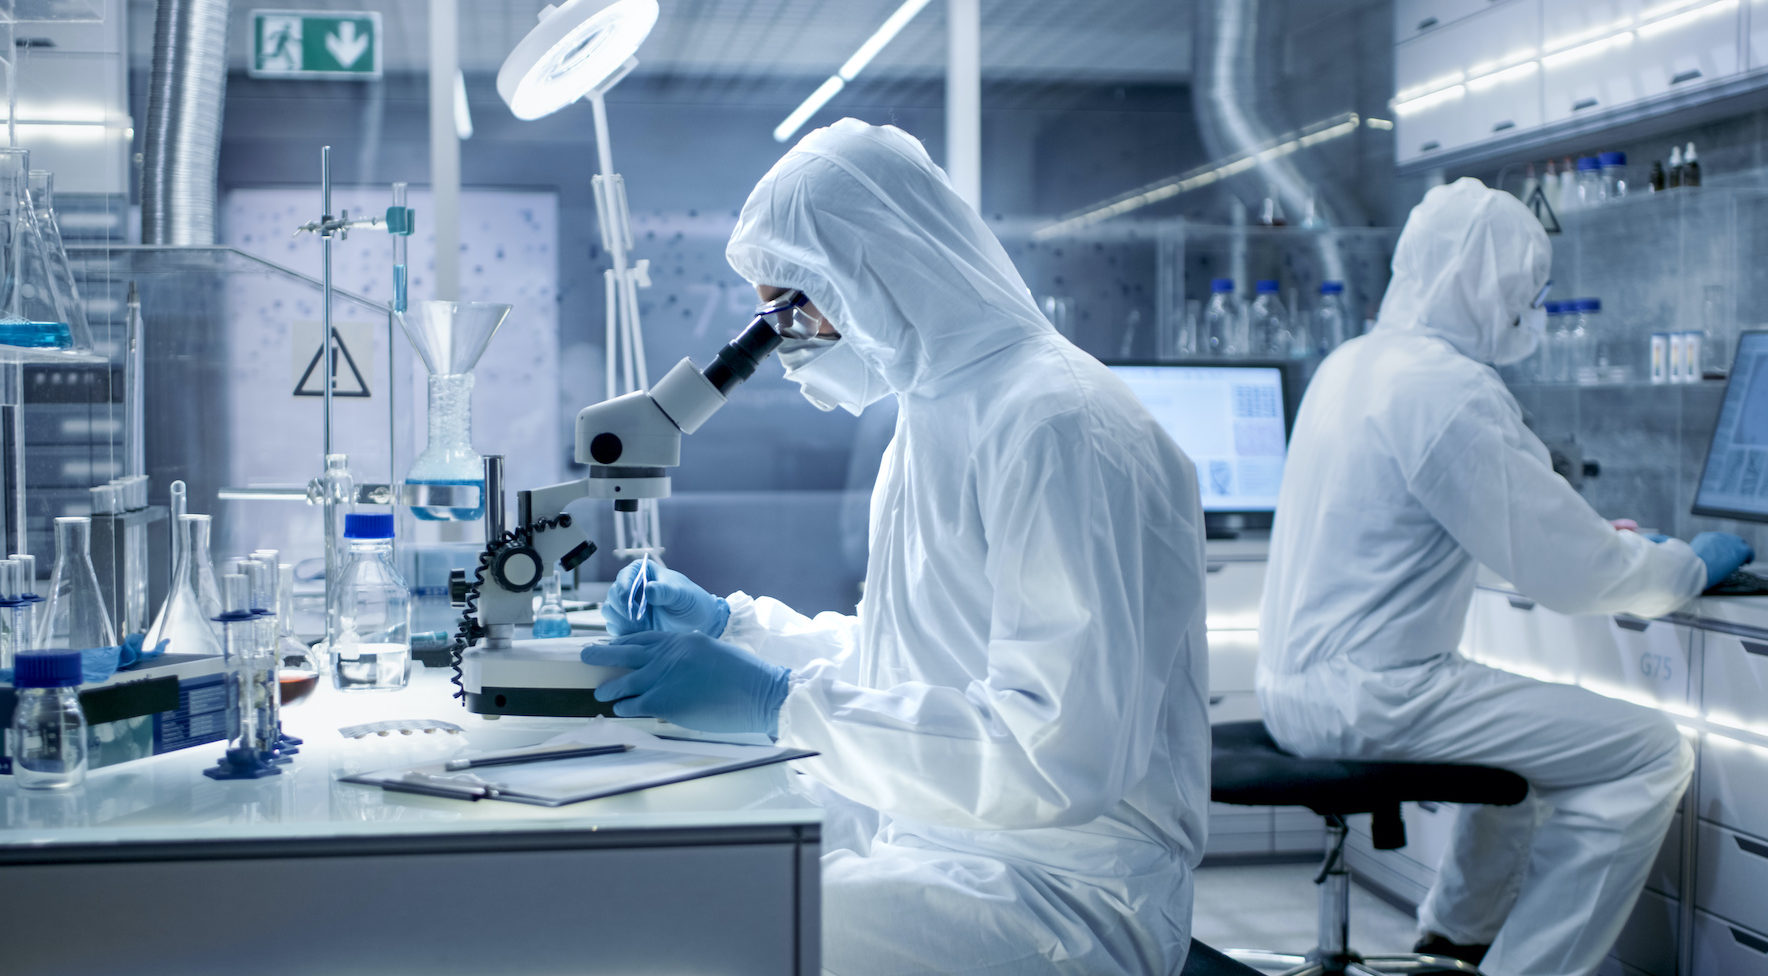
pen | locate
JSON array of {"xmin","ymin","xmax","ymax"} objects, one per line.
[
  {"xmin": 383, "ymin": 779, "xmax": 487, "ymax": 801},
  {"xmin": 445, "ymin": 742, "xmax": 633, "ymax": 771}
]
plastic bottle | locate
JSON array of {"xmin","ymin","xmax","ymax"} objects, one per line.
[
  {"xmin": 1543, "ymin": 158, "xmax": 1561, "ymax": 211},
  {"xmin": 10, "ymin": 650, "xmax": 86, "ymax": 790},
  {"xmin": 331, "ymin": 513, "xmax": 411, "ymax": 692},
  {"xmin": 1203, "ymin": 278, "xmax": 1242, "ymax": 357},
  {"xmin": 1315, "ymin": 282, "xmax": 1350, "ymax": 355},
  {"xmin": 1570, "ymin": 299, "xmax": 1597, "ymax": 384},
  {"xmin": 533, "ymin": 571, "xmax": 570, "ymax": 639},
  {"xmin": 1599, "ymin": 151, "xmax": 1628, "ymax": 202},
  {"xmin": 1249, "ymin": 280, "xmax": 1292, "ymax": 357},
  {"xmin": 1668, "ymin": 145, "xmax": 1684, "ymax": 188},
  {"xmin": 1684, "ymin": 142, "xmax": 1701, "ymax": 188},
  {"xmin": 36, "ymin": 517, "xmax": 116, "ymax": 653},
  {"xmin": 1558, "ymin": 157, "xmax": 1580, "ymax": 212}
]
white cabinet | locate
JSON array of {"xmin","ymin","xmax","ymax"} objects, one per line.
[
  {"xmin": 1610, "ymin": 889, "xmax": 1681, "ymax": 976},
  {"xmin": 1209, "ymin": 629, "xmax": 1259, "ymax": 694},
  {"xmin": 1752, "ymin": 0, "xmax": 1768, "ymax": 68},
  {"xmin": 1204, "ymin": 560, "xmax": 1263, "ymax": 631},
  {"xmin": 1701, "ymin": 632, "xmax": 1768, "ymax": 726},
  {"xmin": 1693, "ymin": 910, "xmax": 1768, "ymax": 975},
  {"xmin": 1394, "ymin": 0, "xmax": 1512, "ymax": 44},
  {"xmin": 1695, "ymin": 821, "xmax": 1768, "ymax": 935},
  {"xmin": 1630, "ymin": 3, "xmax": 1741, "ymax": 101},
  {"xmin": 1579, "ymin": 615, "xmax": 1696, "ymax": 708},
  {"xmin": 1395, "ymin": 0, "xmax": 1541, "ymax": 165}
]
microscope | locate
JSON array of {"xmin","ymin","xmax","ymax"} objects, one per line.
[{"xmin": 448, "ymin": 289, "xmax": 814, "ymax": 716}]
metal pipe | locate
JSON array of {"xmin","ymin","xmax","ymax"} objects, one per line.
[
  {"xmin": 429, "ymin": 0, "xmax": 461, "ymax": 300},
  {"xmin": 321, "ymin": 146, "xmax": 334, "ymax": 457},
  {"xmin": 124, "ymin": 282, "xmax": 145, "ymax": 479},
  {"xmin": 483, "ymin": 455, "xmax": 505, "ymax": 541},
  {"xmin": 142, "ymin": 0, "xmax": 231, "ymax": 244}
]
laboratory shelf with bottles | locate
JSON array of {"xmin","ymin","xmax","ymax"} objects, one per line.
[{"xmin": 1499, "ymin": 185, "xmax": 1768, "ymax": 551}]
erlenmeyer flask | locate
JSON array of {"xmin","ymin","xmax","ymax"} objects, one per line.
[
  {"xmin": 142, "ymin": 514, "xmax": 224, "ymax": 658},
  {"xmin": 36, "ymin": 517, "xmax": 118, "ymax": 651},
  {"xmin": 0, "ymin": 150, "xmax": 82, "ymax": 352},
  {"xmin": 26, "ymin": 170, "xmax": 93, "ymax": 352},
  {"xmin": 396, "ymin": 301, "xmax": 511, "ymax": 521}
]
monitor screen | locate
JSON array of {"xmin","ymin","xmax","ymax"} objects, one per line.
[
  {"xmin": 1108, "ymin": 362, "xmax": 1291, "ymax": 514},
  {"xmin": 1694, "ymin": 330, "xmax": 1768, "ymax": 523}
]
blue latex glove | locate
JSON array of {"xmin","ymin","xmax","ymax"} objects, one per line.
[
  {"xmin": 582, "ymin": 631, "xmax": 790, "ymax": 737},
  {"xmin": 601, "ymin": 559, "xmax": 730, "ymax": 638},
  {"xmin": 80, "ymin": 645, "xmax": 122, "ymax": 684},
  {"xmin": 1691, "ymin": 531, "xmax": 1756, "ymax": 588}
]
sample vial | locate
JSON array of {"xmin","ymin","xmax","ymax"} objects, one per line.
[
  {"xmin": 1682, "ymin": 332, "xmax": 1703, "ymax": 383},
  {"xmin": 9, "ymin": 650, "xmax": 86, "ymax": 789},
  {"xmin": 1669, "ymin": 333, "xmax": 1687, "ymax": 383},
  {"xmin": 1650, "ymin": 333, "xmax": 1669, "ymax": 385}
]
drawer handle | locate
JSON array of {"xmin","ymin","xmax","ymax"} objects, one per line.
[
  {"xmin": 1416, "ymin": 16, "xmax": 1439, "ymax": 31},
  {"xmin": 1209, "ymin": 695, "xmax": 1225, "ymax": 706},
  {"xmin": 1743, "ymin": 641, "xmax": 1768, "ymax": 657},
  {"xmin": 1506, "ymin": 595, "xmax": 1537, "ymax": 611},
  {"xmin": 1736, "ymin": 835, "xmax": 1768, "ymax": 860},
  {"xmin": 1732, "ymin": 926, "xmax": 1768, "ymax": 955},
  {"xmin": 1572, "ymin": 97, "xmax": 1600, "ymax": 112},
  {"xmin": 1420, "ymin": 140, "xmax": 1442, "ymax": 152},
  {"xmin": 1491, "ymin": 120, "xmax": 1516, "ymax": 133},
  {"xmin": 1207, "ymin": 562, "xmax": 1226, "ymax": 574},
  {"xmin": 1670, "ymin": 69, "xmax": 1703, "ymax": 86},
  {"xmin": 1613, "ymin": 616, "xmax": 1651, "ymax": 632}
]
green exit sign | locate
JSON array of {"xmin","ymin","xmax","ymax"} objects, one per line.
[{"xmin": 250, "ymin": 10, "xmax": 382, "ymax": 79}]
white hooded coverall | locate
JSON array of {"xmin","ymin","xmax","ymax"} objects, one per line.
[
  {"xmin": 1257, "ymin": 179, "xmax": 1704, "ymax": 976},
  {"xmin": 721, "ymin": 119, "xmax": 1212, "ymax": 976}
]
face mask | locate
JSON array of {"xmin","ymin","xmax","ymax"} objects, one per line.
[
  {"xmin": 778, "ymin": 337, "xmax": 890, "ymax": 416},
  {"xmin": 1492, "ymin": 303, "xmax": 1547, "ymax": 366}
]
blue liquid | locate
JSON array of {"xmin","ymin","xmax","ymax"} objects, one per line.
[
  {"xmin": 406, "ymin": 477, "xmax": 487, "ymax": 521},
  {"xmin": 532, "ymin": 616, "xmax": 571, "ymax": 639},
  {"xmin": 0, "ymin": 321, "xmax": 71, "ymax": 349},
  {"xmin": 393, "ymin": 265, "xmax": 408, "ymax": 313}
]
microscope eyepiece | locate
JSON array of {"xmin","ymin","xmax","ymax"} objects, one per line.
[{"xmin": 702, "ymin": 318, "xmax": 785, "ymax": 395}]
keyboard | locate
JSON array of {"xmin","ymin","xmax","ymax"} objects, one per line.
[{"xmin": 1706, "ymin": 566, "xmax": 1768, "ymax": 596}]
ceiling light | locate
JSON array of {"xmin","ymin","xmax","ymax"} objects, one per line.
[
  {"xmin": 774, "ymin": 0, "xmax": 935, "ymax": 143},
  {"xmin": 498, "ymin": 0, "xmax": 658, "ymax": 121}
]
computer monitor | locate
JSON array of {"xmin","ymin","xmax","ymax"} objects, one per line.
[
  {"xmin": 1106, "ymin": 361, "xmax": 1296, "ymax": 516},
  {"xmin": 1694, "ymin": 330, "xmax": 1768, "ymax": 523}
]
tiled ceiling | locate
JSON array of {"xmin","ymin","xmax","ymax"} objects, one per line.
[{"xmin": 129, "ymin": 0, "xmax": 1192, "ymax": 82}]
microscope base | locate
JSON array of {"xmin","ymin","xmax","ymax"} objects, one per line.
[{"xmin": 460, "ymin": 636, "xmax": 628, "ymax": 718}]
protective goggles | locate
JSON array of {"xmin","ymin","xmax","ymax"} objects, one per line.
[
  {"xmin": 1529, "ymin": 280, "xmax": 1552, "ymax": 310},
  {"xmin": 754, "ymin": 289, "xmax": 828, "ymax": 340}
]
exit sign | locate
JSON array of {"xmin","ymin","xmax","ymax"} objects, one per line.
[{"xmin": 250, "ymin": 10, "xmax": 382, "ymax": 79}]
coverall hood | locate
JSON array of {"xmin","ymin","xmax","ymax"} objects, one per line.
[
  {"xmin": 1374, "ymin": 177, "xmax": 1552, "ymax": 366},
  {"xmin": 726, "ymin": 118, "xmax": 1056, "ymax": 395}
]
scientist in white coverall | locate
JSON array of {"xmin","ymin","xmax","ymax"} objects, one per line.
[
  {"xmin": 582, "ymin": 118, "xmax": 1212, "ymax": 975},
  {"xmin": 1257, "ymin": 178, "xmax": 1755, "ymax": 976}
]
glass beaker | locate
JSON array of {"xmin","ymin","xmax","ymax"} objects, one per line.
[
  {"xmin": 274, "ymin": 561, "xmax": 322, "ymax": 705},
  {"xmin": 0, "ymin": 150, "xmax": 84, "ymax": 352},
  {"xmin": 142, "ymin": 514, "xmax": 224, "ymax": 658},
  {"xmin": 395, "ymin": 301, "xmax": 512, "ymax": 522},
  {"xmin": 36, "ymin": 517, "xmax": 118, "ymax": 652},
  {"xmin": 532, "ymin": 570, "xmax": 570, "ymax": 638},
  {"xmin": 26, "ymin": 170, "xmax": 93, "ymax": 350}
]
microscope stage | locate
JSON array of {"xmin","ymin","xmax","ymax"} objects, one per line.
[{"xmin": 460, "ymin": 636, "xmax": 628, "ymax": 718}]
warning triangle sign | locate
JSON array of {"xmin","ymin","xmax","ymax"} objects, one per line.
[
  {"xmin": 294, "ymin": 327, "xmax": 372, "ymax": 398},
  {"xmin": 1526, "ymin": 183, "xmax": 1561, "ymax": 234}
]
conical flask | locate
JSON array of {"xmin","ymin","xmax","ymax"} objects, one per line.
[
  {"xmin": 396, "ymin": 301, "xmax": 511, "ymax": 521},
  {"xmin": 36, "ymin": 517, "xmax": 118, "ymax": 651},
  {"xmin": 0, "ymin": 150, "xmax": 85, "ymax": 352},
  {"xmin": 142, "ymin": 514, "xmax": 224, "ymax": 658},
  {"xmin": 26, "ymin": 170, "xmax": 93, "ymax": 352}
]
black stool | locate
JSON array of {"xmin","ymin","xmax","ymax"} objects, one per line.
[
  {"xmin": 1210, "ymin": 721, "xmax": 1529, "ymax": 976},
  {"xmin": 1185, "ymin": 938, "xmax": 1269, "ymax": 975}
]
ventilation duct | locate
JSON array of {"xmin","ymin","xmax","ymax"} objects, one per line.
[{"xmin": 141, "ymin": 0, "xmax": 231, "ymax": 245}]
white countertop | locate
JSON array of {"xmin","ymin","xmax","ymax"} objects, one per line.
[{"xmin": 0, "ymin": 666, "xmax": 820, "ymax": 850}]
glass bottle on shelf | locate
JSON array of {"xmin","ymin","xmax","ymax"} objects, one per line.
[
  {"xmin": 1568, "ymin": 299, "xmax": 1596, "ymax": 385},
  {"xmin": 1203, "ymin": 278, "xmax": 1241, "ymax": 357},
  {"xmin": 332, "ymin": 514, "xmax": 411, "ymax": 692},
  {"xmin": 142, "ymin": 514, "xmax": 223, "ymax": 658},
  {"xmin": 26, "ymin": 170, "xmax": 92, "ymax": 348},
  {"xmin": 1248, "ymin": 280, "xmax": 1293, "ymax": 357},
  {"xmin": 36, "ymin": 517, "xmax": 117, "ymax": 653},
  {"xmin": 1315, "ymin": 281, "xmax": 1350, "ymax": 355},
  {"xmin": 533, "ymin": 570, "xmax": 570, "ymax": 639},
  {"xmin": 1701, "ymin": 285, "xmax": 1728, "ymax": 379},
  {"xmin": 0, "ymin": 150, "xmax": 87, "ymax": 352},
  {"xmin": 9, "ymin": 650, "xmax": 86, "ymax": 790},
  {"xmin": 1575, "ymin": 157, "xmax": 1604, "ymax": 209}
]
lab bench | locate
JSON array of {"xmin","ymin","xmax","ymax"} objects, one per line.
[{"xmin": 0, "ymin": 668, "xmax": 822, "ymax": 976}]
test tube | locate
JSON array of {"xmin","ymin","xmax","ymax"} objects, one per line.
[{"xmin": 392, "ymin": 182, "xmax": 408, "ymax": 314}]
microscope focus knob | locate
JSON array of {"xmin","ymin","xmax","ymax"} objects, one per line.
[
  {"xmin": 448, "ymin": 569, "xmax": 471, "ymax": 607},
  {"xmin": 492, "ymin": 546, "xmax": 544, "ymax": 592}
]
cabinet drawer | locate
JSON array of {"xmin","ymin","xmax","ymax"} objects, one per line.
[
  {"xmin": 1628, "ymin": 0, "xmax": 1740, "ymax": 101},
  {"xmin": 1208, "ymin": 630, "xmax": 1259, "ymax": 694},
  {"xmin": 1693, "ymin": 910, "xmax": 1768, "ymax": 975},
  {"xmin": 1700, "ymin": 632, "xmax": 1768, "ymax": 726},
  {"xmin": 1464, "ymin": 590, "xmax": 1583, "ymax": 685},
  {"xmin": 1394, "ymin": 0, "xmax": 1515, "ymax": 45},
  {"xmin": 1753, "ymin": 0, "xmax": 1768, "ymax": 69},
  {"xmin": 1695, "ymin": 821, "xmax": 1768, "ymax": 934},
  {"xmin": 1204, "ymin": 560, "xmax": 1263, "ymax": 631},
  {"xmin": 1397, "ymin": 0, "xmax": 1539, "ymax": 94},
  {"xmin": 1207, "ymin": 691, "xmax": 1261, "ymax": 725},
  {"xmin": 1648, "ymin": 812, "xmax": 1681, "ymax": 900},
  {"xmin": 1610, "ymin": 889, "xmax": 1679, "ymax": 976},
  {"xmin": 1576, "ymin": 615, "xmax": 1693, "ymax": 708},
  {"xmin": 1697, "ymin": 733, "xmax": 1768, "ymax": 834}
]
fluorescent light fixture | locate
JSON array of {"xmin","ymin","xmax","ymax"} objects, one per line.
[
  {"xmin": 1543, "ymin": 16, "xmax": 1635, "ymax": 54},
  {"xmin": 1395, "ymin": 70, "xmax": 1464, "ymax": 103},
  {"xmin": 775, "ymin": 0, "xmax": 935, "ymax": 143},
  {"xmin": 498, "ymin": 0, "xmax": 659, "ymax": 121},
  {"xmin": 839, "ymin": 0, "xmax": 935, "ymax": 80},
  {"xmin": 1542, "ymin": 31, "xmax": 1633, "ymax": 69},
  {"xmin": 1639, "ymin": 0, "xmax": 1714, "ymax": 22},
  {"xmin": 1466, "ymin": 59, "xmax": 1539, "ymax": 92},
  {"xmin": 1392, "ymin": 83, "xmax": 1465, "ymax": 117},
  {"xmin": 1465, "ymin": 47, "xmax": 1539, "ymax": 78},
  {"xmin": 1363, "ymin": 117, "xmax": 1394, "ymax": 130},
  {"xmin": 1033, "ymin": 112, "xmax": 1362, "ymax": 240},
  {"xmin": 454, "ymin": 70, "xmax": 473, "ymax": 140},
  {"xmin": 1636, "ymin": 0, "xmax": 1735, "ymax": 37},
  {"xmin": 774, "ymin": 76, "xmax": 846, "ymax": 143}
]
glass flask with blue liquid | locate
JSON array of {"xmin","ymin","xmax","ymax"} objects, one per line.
[
  {"xmin": 0, "ymin": 150, "xmax": 93, "ymax": 355},
  {"xmin": 395, "ymin": 301, "xmax": 513, "ymax": 521}
]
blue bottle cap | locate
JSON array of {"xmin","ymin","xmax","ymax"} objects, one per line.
[
  {"xmin": 1576, "ymin": 156, "xmax": 1602, "ymax": 171},
  {"xmin": 1256, "ymin": 279, "xmax": 1280, "ymax": 294},
  {"xmin": 1579, "ymin": 298, "xmax": 1601, "ymax": 312},
  {"xmin": 343, "ymin": 513, "xmax": 396, "ymax": 539},
  {"xmin": 14, "ymin": 650, "xmax": 81, "ymax": 688},
  {"xmin": 1320, "ymin": 281, "xmax": 1344, "ymax": 294},
  {"xmin": 1599, "ymin": 151, "xmax": 1627, "ymax": 167},
  {"xmin": 1542, "ymin": 301, "xmax": 1562, "ymax": 315},
  {"xmin": 1210, "ymin": 278, "xmax": 1235, "ymax": 293}
]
